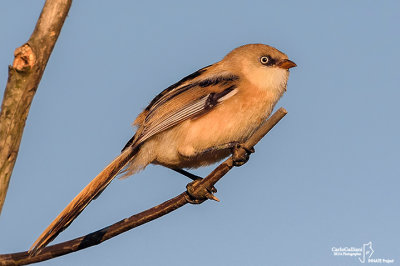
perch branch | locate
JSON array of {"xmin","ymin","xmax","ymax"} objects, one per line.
[
  {"xmin": 0, "ymin": 0, "xmax": 72, "ymax": 214},
  {"xmin": 0, "ymin": 107, "xmax": 287, "ymax": 265}
]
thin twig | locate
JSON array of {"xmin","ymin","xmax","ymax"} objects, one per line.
[
  {"xmin": 0, "ymin": 107, "xmax": 287, "ymax": 266},
  {"xmin": 0, "ymin": 0, "xmax": 73, "ymax": 214}
]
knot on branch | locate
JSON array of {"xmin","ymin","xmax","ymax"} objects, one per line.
[
  {"xmin": 186, "ymin": 179, "xmax": 219, "ymax": 204},
  {"xmin": 13, "ymin": 44, "xmax": 36, "ymax": 72}
]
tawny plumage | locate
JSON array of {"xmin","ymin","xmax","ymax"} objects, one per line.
[{"xmin": 29, "ymin": 43, "xmax": 296, "ymax": 255}]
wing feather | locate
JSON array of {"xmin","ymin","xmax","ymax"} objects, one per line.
[
  {"xmin": 136, "ymin": 85, "xmax": 238, "ymax": 144},
  {"xmin": 123, "ymin": 67, "xmax": 240, "ymax": 149},
  {"xmin": 137, "ymin": 95, "xmax": 209, "ymax": 143}
]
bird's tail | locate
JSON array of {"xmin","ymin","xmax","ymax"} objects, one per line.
[{"xmin": 29, "ymin": 146, "xmax": 139, "ymax": 256}]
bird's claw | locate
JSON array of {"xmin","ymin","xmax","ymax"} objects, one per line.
[
  {"xmin": 232, "ymin": 143, "xmax": 255, "ymax": 166},
  {"xmin": 186, "ymin": 179, "xmax": 220, "ymax": 204}
]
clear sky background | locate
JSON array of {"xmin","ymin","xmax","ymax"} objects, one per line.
[{"xmin": 1, "ymin": 1, "xmax": 399, "ymax": 265}]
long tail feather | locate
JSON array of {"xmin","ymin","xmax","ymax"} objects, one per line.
[{"xmin": 29, "ymin": 146, "xmax": 139, "ymax": 256}]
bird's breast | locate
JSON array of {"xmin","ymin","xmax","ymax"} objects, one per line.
[{"xmin": 180, "ymin": 87, "xmax": 277, "ymax": 154}]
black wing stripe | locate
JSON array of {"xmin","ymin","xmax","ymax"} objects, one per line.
[
  {"xmin": 145, "ymin": 75, "xmax": 239, "ymax": 122},
  {"xmin": 145, "ymin": 67, "xmax": 208, "ymax": 112},
  {"xmin": 197, "ymin": 75, "xmax": 239, "ymax": 87}
]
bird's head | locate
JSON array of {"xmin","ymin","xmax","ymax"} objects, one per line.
[{"xmin": 222, "ymin": 43, "xmax": 296, "ymax": 93}]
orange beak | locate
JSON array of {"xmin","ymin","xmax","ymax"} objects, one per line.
[{"xmin": 277, "ymin": 59, "xmax": 297, "ymax": 69}]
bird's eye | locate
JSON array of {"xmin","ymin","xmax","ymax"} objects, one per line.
[{"xmin": 260, "ymin": 56, "xmax": 270, "ymax": 65}]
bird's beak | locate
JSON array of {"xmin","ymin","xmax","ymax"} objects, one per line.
[{"xmin": 277, "ymin": 59, "xmax": 297, "ymax": 69}]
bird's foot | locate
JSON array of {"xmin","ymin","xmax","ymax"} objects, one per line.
[
  {"xmin": 231, "ymin": 143, "xmax": 255, "ymax": 166},
  {"xmin": 186, "ymin": 179, "xmax": 220, "ymax": 204}
]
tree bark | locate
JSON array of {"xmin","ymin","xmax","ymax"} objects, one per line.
[{"xmin": 0, "ymin": 0, "xmax": 73, "ymax": 214}]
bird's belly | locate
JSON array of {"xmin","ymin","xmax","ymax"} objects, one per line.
[{"xmin": 152, "ymin": 92, "xmax": 274, "ymax": 168}]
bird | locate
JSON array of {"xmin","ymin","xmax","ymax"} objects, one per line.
[{"xmin": 29, "ymin": 43, "xmax": 296, "ymax": 255}]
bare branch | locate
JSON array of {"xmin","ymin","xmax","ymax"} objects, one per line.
[
  {"xmin": 0, "ymin": 107, "xmax": 287, "ymax": 266},
  {"xmin": 0, "ymin": 0, "xmax": 72, "ymax": 214}
]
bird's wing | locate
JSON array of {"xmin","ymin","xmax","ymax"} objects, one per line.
[
  {"xmin": 122, "ymin": 66, "xmax": 239, "ymax": 151},
  {"xmin": 135, "ymin": 71, "xmax": 240, "ymax": 144}
]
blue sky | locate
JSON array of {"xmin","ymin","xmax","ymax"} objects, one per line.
[{"xmin": 1, "ymin": 1, "xmax": 399, "ymax": 265}]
